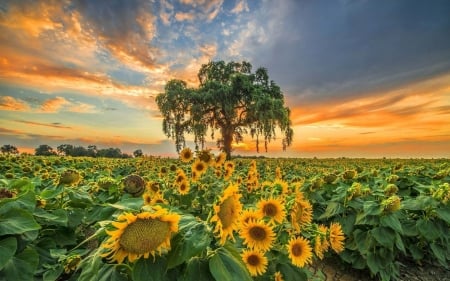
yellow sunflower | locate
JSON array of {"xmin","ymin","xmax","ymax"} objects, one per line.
[
  {"xmin": 241, "ymin": 249, "xmax": 268, "ymax": 276},
  {"xmin": 287, "ymin": 236, "xmax": 313, "ymax": 267},
  {"xmin": 328, "ymin": 222, "xmax": 345, "ymax": 253},
  {"xmin": 174, "ymin": 169, "xmax": 187, "ymax": 186},
  {"xmin": 314, "ymin": 224, "xmax": 329, "ymax": 260},
  {"xmin": 197, "ymin": 149, "xmax": 214, "ymax": 166},
  {"xmin": 150, "ymin": 192, "xmax": 168, "ymax": 205},
  {"xmin": 240, "ymin": 219, "xmax": 275, "ymax": 252},
  {"xmin": 290, "ymin": 195, "xmax": 313, "ymax": 232},
  {"xmin": 215, "ymin": 152, "xmax": 227, "ymax": 167},
  {"xmin": 210, "ymin": 183, "xmax": 243, "ymax": 245},
  {"xmin": 257, "ymin": 197, "xmax": 286, "ymax": 224},
  {"xmin": 177, "ymin": 179, "xmax": 190, "ymax": 195},
  {"xmin": 274, "ymin": 271, "xmax": 284, "ymax": 281},
  {"xmin": 142, "ymin": 192, "xmax": 152, "ymax": 205},
  {"xmin": 240, "ymin": 209, "xmax": 262, "ymax": 226},
  {"xmin": 179, "ymin": 147, "xmax": 193, "ymax": 163},
  {"xmin": 101, "ymin": 208, "xmax": 180, "ymax": 263},
  {"xmin": 192, "ymin": 159, "xmax": 208, "ymax": 177}
]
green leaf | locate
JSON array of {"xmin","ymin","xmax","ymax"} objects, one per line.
[
  {"xmin": 1, "ymin": 246, "xmax": 39, "ymax": 281},
  {"xmin": 40, "ymin": 185, "xmax": 64, "ymax": 199},
  {"xmin": 430, "ymin": 243, "xmax": 447, "ymax": 268},
  {"xmin": 209, "ymin": 248, "xmax": 252, "ymax": 281},
  {"xmin": 0, "ymin": 237, "xmax": 17, "ymax": 270},
  {"xmin": 183, "ymin": 258, "xmax": 214, "ymax": 281},
  {"xmin": 34, "ymin": 208, "xmax": 68, "ymax": 226},
  {"xmin": 353, "ymin": 229, "xmax": 374, "ymax": 255},
  {"xmin": 366, "ymin": 252, "xmax": 382, "ymax": 274},
  {"xmin": 408, "ymin": 244, "xmax": 424, "ymax": 261},
  {"xmin": 380, "ymin": 213, "xmax": 403, "ymax": 234},
  {"xmin": 77, "ymin": 255, "xmax": 103, "ymax": 281},
  {"xmin": 67, "ymin": 189, "xmax": 93, "ymax": 208},
  {"xmin": 167, "ymin": 216, "xmax": 212, "ymax": 268},
  {"xmin": 43, "ymin": 265, "xmax": 63, "ymax": 281},
  {"xmin": 132, "ymin": 257, "xmax": 167, "ymax": 281},
  {"xmin": 277, "ymin": 262, "xmax": 308, "ymax": 281},
  {"xmin": 371, "ymin": 226, "xmax": 395, "ymax": 249},
  {"xmin": 394, "ymin": 232, "xmax": 406, "ymax": 254},
  {"xmin": 318, "ymin": 202, "xmax": 344, "ymax": 220},
  {"xmin": 0, "ymin": 189, "xmax": 36, "ymax": 212},
  {"xmin": 417, "ymin": 219, "xmax": 440, "ymax": 241},
  {"xmin": 435, "ymin": 206, "xmax": 450, "ymax": 224},
  {"xmin": 0, "ymin": 208, "xmax": 41, "ymax": 236},
  {"xmin": 363, "ymin": 200, "xmax": 382, "ymax": 216}
]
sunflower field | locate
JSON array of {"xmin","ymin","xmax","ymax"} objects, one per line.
[{"xmin": 0, "ymin": 151, "xmax": 449, "ymax": 281}]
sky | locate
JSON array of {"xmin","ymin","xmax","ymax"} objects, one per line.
[{"xmin": 0, "ymin": 0, "xmax": 449, "ymax": 158}]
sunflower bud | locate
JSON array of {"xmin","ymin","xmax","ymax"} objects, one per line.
[
  {"xmin": 123, "ymin": 174, "xmax": 145, "ymax": 197},
  {"xmin": 58, "ymin": 169, "xmax": 81, "ymax": 185},
  {"xmin": 382, "ymin": 195, "xmax": 401, "ymax": 213}
]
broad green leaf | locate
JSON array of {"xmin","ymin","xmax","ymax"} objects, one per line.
[
  {"xmin": 394, "ymin": 232, "xmax": 406, "ymax": 254},
  {"xmin": 1, "ymin": 246, "xmax": 39, "ymax": 281},
  {"xmin": 363, "ymin": 200, "xmax": 382, "ymax": 216},
  {"xmin": 40, "ymin": 185, "xmax": 64, "ymax": 199},
  {"xmin": 417, "ymin": 219, "xmax": 440, "ymax": 241},
  {"xmin": 318, "ymin": 202, "xmax": 344, "ymax": 220},
  {"xmin": 182, "ymin": 258, "xmax": 214, "ymax": 281},
  {"xmin": 209, "ymin": 248, "xmax": 252, "ymax": 281},
  {"xmin": 167, "ymin": 216, "xmax": 212, "ymax": 268},
  {"xmin": 0, "ymin": 237, "xmax": 17, "ymax": 270},
  {"xmin": 77, "ymin": 255, "xmax": 103, "ymax": 281},
  {"xmin": 0, "ymin": 189, "xmax": 36, "ymax": 212},
  {"xmin": 277, "ymin": 262, "xmax": 308, "ymax": 281},
  {"xmin": 435, "ymin": 206, "xmax": 450, "ymax": 224},
  {"xmin": 43, "ymin": 265, "xmax": 63, "ymax": 281},
  {"xmin": 371, "ymin": 226, "xmax": 395, "ymax": 249},
  {"xmin": 132, "ymin": 257, "xmax": 167, "ymax": 281},
  {"xmin": 366, "ymin": 252, "xmax": 381, "ymax": 274},
  {"xmin": 0, "ymin": 208, "xmax": 41, "ymax": 236},
  {"xmin": 430, "ymin": 243, "xmax": 447, "ymax": 267},
  {"xmin": 67, "ymin": 189, "xmax": 93, "ymax": 208},
  {"xmin": 380, "ymin": 214, "xmax": 403, "ymax": 234},
  {"xmin": 34, "ymin": 208, "xmax": 68, "ymax": 226}
]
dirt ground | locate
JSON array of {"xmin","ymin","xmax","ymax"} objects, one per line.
[{"xmin": 308, "ymin": 257, "xmax": 449, "ymax": 281}]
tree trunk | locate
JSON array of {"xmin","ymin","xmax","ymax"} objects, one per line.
[{"xmin": 222, "ymin": 126, "xmax": 233, "ymax": 160}]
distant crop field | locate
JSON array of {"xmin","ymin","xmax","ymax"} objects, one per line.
[{"xmin": 0, "ymin": 152, "xmax": 449, "ymax": 281}]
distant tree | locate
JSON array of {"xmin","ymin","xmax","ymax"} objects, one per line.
[
  {"xmin": 35, "ymin": 145, "xmax": 57, "ymax": 156},
  {"xmin": 156, "ymin": 60, "xmax": 293, "ymax": 159},
  {"xmin": 97, "ymin": 147, "xmax": 123, "ymax": 158},
  {"xmin": 133, "ymin": 149, "xmax": 143, "ymax": 157},
  {"xmin": 71, "ymin": 146, "xmax": 88, "ymax": 157},
  {"xmin": 87, "ymin": 145, "xmax": 97, "ymax": 157},
  {"xmin": 1, "ymin": 144, "xmax": 19, "ymax": 154},
  {"xmin": 57, "ymin": 144, "xmax": 74, "ymax": 156}
]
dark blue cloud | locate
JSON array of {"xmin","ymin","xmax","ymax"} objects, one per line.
[{"xmin": 251, "ymin": 0, "xmax": 450, "ymax": 103}]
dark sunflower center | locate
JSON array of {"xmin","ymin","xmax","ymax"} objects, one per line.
[
  {"xmin": 291, "ymin": 243, "xmax": 302, "ymax": 257},
  {"xmin": 180, "ymin": 183, "xmax": 187, "ymax": 190},
  {"xmin": 119, "ymin": 218, "xmax": 170, "ymax": 254},
  {"xmin": 247, "ymin": 254, "xmax": 261, "ymax": 266},
  {"xmin": 263, "ymin": 203, "xmax": 277, "ymax": 217},
  {"xmin": 249, "ymin": 226, "xmax": 267, "ymax": 241},
  {"xmin": 217, "ymin": 197, "xmax": 235, "ymax": 229}
]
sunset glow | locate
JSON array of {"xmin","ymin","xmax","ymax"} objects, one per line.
[{"xmin": 1, "ymin": 0, "xmax": 449, "ymax": 158}]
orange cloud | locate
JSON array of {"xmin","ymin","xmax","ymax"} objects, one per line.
[
  {"xmin": 175, "ymin": 12, "xmax": 196, "ymax": 21},
  {"xmin": 0, "ymin": 96, "xmax": 30, "ymax": 111}
]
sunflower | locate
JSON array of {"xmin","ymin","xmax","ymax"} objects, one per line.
[
  {"xmin": 101, "ymin": 208, "xmax": 180, "ymax": 263},
  {"xmin": 287, "ymin": 236, "xmax": 313, "ymax": 267},
  {"xmin": 272, "ymin": 179, "xmax": 289, "ymax": 194},
  {"xmin": 314, "ymin": 224, "xmax": 329, "ymax": 260},
  {"xmin": 328, "ymin": 222, "xmax": 345, "ymax": 253},
  {"xmin": 241, "ymin": 249, "xmax": 268, "ymax": 276},
  {"xmin": 197, "ymin": 149, "xmax": 214, "ymax": 166},
  {"xmin": 257, "ymin": 197, "xmax": 286, "ymax": 224},
  {"xmin": 150, "ymin": 192, "xmax": 168, "ymax": 205},
  {"xmin": 192, "ymin": 159, "xmax": 208, "ymax": 176},
  {"xmin": 210, "ymin": 183, "xmax": 243, "ymax": 245},
  {"xmin": 240, "ymin": 209, "xmax": 262, "ymax": 226},
  {"xmin": 215, "ymin": 152, "xmax": 227, "ymax": 167},
  {"xmin": 179, "ymin": 147, "xmax": 193, "ymax": 163},
  {"xmin": 174, "ymin": 169, "xmax": 187, "ymax": 186},
  {"xmin": 240, "ymin": 219, "xmax": 275, "ymax": 252},
  {"xmin": 177, "ymin": 179, "xmax": 190, "ymax": 195},
  {"xmin": 274, "ymin": 271, "xmax": 284, "ymax": 281},
  {"xmin": 142, "ymin": 192, "xmax": 152, "ymax": 205},
  {"xmin": 223, "ymin": 160, "xmax": 235, "ymax": 180},
  {"xmin": 290, "ymin": 195, "xmax": 313, "ymax": 232}
]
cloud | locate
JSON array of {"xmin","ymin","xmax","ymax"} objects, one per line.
[
  {"xmin": 14, "ymin": 120, "xmax": 72, "ymax": 129},
  {"xmin": 40, "ymin": 97, "xmax": 69, "ymax": 113},
  {"xmin": 231, "ymin": 0, "xmax": 249, "ymax": 14},
  {"xmin": 0, "ymin": 96, "xmax": 30, "ymax": 111},
  {"xmin": 175, "ymin": 11, "xmax": 195, "ymax": 22}
]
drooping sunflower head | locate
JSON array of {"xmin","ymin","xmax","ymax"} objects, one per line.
[
  {"xmin": 101, "ymin": 208, "xmax": 180, "ymax": 263},
  {"xmin": 241, "ymin": 249, "xmax": 268, "ymax": 276},
  {"xmin": 328, "ymin": 222, "xmax": 345, "ymax": 253},
  {"xmin": 192, "ymin": 159, "xmax": 208, "ymax": 176},
  {"xmin": 257, "ymin": 197, "xmax": 286, "ymax": 224},
  {"xmin": 381, "ymin": 195, "xmax": 401, "ymax": 213},
  {"xmin": 290, "ymin": 197, "xmax": 313, "ymax": 232},
  {"xmin": 210, "ymin": 183, "xmax": 242, "ymax": 245},
  {"xmin": 122, "ymin": 174, "xmax": 146, "ymax": 197},
  {"xmin": 240, "ymin": 219, "xmax": 275, "ymax": 252},
  {"xmin": 314, "ymin": 224, "xmax": 329, "ymax": 260},
  {"xmin": 287, "ymin": 236, "xmax": 313, "ymax": 267},
  {"xmin": 197, "ymin": 149, "xmax": 214, "ymax": 166},
  {"xmin": 179, "ymin": 147, "xmax": 193, "ymax": 163},
  {"xmin": 58, "ymin": 169, "xmax": 81, "ymax": 186}
]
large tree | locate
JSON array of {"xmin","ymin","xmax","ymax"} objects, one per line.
[
  {"xmin": 1, "ymin": 144, "xmax": 19, "ymax": 154},
  {"xmin": 156, "ymin": 61, "xmax": 293, "ymax": 158}
]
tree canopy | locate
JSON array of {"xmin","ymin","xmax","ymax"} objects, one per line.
[{"xmin": 156, "ymin": 60, "xmax": 293, "ymax": 158}]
